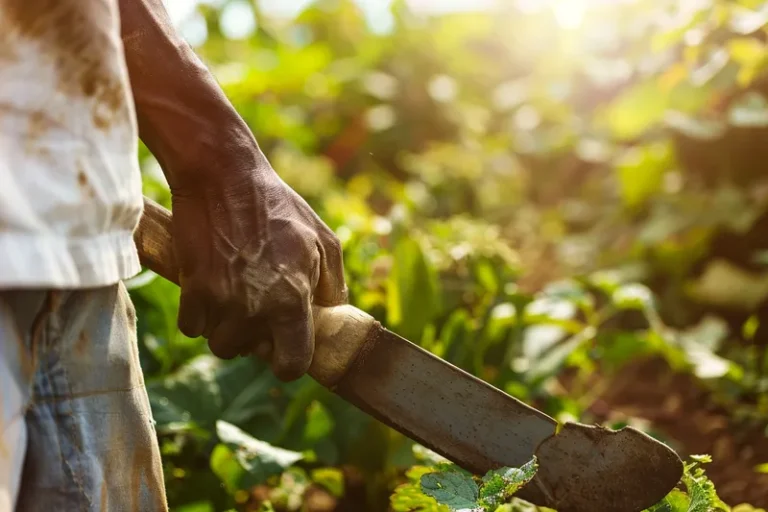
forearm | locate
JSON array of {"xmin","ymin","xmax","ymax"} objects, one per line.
[{"xmin": 118, "ymin": 0, "xmax": 269, "ymax": 190}]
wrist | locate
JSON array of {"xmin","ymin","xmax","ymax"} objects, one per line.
[{"xmin": 135, "ymin": 68, "xmax": 273, "ymax": 191}]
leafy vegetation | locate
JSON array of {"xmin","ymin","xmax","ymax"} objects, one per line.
[
  {"xmin": 398, "ymin": 452, "xmax": 732, "ymax": 512},
  {"xmin": 131, "ymin": 0, "xmax": 768, "ymax": 510}
]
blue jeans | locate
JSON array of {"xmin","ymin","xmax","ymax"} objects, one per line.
[{"xmin": 0, "ymin": 283, "xmax": 168, "ymax": 511}]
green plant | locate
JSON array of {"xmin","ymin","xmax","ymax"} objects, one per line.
[{"xmin": 390, "ymin": 452, "xmax": 730, "ymax": 512}]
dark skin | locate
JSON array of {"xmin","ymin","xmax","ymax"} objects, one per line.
[{"xmin": 118, "ymin": 0, "xmax": 347, "ymax": 382}]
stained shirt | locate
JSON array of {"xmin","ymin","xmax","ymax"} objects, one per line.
[{"xmin": 0, "ymin": 0, "xmax": 144, "ymax": 288}]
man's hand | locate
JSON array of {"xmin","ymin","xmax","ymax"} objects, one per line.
[
  {"xmin": 171, "ymin": 163, "xmax": 346, "ymax": 381},
  {"xmin": 118, "ymin": 0, "xmax": 346, "ymax": 381}
]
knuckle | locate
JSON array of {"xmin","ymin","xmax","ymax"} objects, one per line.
[
  {"xmin": 322, "ymin": 232, "xmax": 343, "ymax": 260},
  {"xmin": 268, "ymin": 216, "xmax": 294, "ymax": 232},
  {"xmin": 271, "ymin": 280, "xmax": 311, "ymax": 313}
]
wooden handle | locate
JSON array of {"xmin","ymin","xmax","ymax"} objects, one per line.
[{"xmin": 133, "ymin": 196, "xmax": 377, "ymax": 388}]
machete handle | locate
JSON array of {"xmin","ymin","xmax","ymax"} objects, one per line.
[{"xmin": 133, "ymin": 196, "xmax": 376, "ymax": 387}]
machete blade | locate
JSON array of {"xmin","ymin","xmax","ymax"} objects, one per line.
[
  {"xmin": 332, "ymin": 323, "xmax": 557, "ymax": 473},
  {"xmin": 331, "ymin": 324, "xmax": 682, "ymax": 511}
]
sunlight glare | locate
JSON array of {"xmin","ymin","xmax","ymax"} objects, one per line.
[{"xmin": 552, "ymin": 0, "xmax": 589, "ymax": 30}]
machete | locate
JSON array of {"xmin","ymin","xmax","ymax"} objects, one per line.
[{"xmin": 134, "ymin": 196, "xmax": 683, "ymax": 512}]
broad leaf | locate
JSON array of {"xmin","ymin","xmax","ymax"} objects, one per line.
[
  {"xmin": 644, "ymin": 489, "xmax": 691, "ymax": 512},
  {"xmin": 387, "ymin": 235, "xmax": 441, "ymax": 342},
  {"xmin": 682, "ymin": 460, "xmax": 729, "ymax": 512},
  {"xmin": 212, "ymin": 421, "xmax": 304, "ymax": 491},
  {"xmin": 147, "ymin": 355, "xmax": 303, "ymax": 442},
  {"xmin": 420, "ymin": 471, "xmax": 481, "ymax": 511},
  {"xmin": 392, "ymin": 466, "xmax": 450, "ymax": 512},
  {"xmin": 479, "ymin": 458, "xmax": 538, "ymax": 508},
  {"xmin": 311, "ymin": 467, "xmax": 345, "ymax": 497},
  {"xmin": 391, "ymin": 483, "xmax": 449, "ymax": 512}
]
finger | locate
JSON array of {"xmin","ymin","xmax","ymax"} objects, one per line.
[
  {"xmin": 178, "ymin": 286, "xmax": 209, "ymax": 338},
  {"xmin": 314, "ymin": 235, "xmax": 347, "ymax": 306},
  {"xmin": 234, "ymin": 320, "xmax": 273, "ymax": 359},
  {"xmin": 207, "ymin": 314, "xmax": 251, "ymax": 360},
  {"xmin": 253, "ymin": 339, "xmax": 273, "ymax": 361},
  {"xmin": 241, "ymin": 336, "xmax": 273, "ymax": 361},
  {"xmin": 268, "ymin": 298, "xmax": 315, "ymax": 382}
]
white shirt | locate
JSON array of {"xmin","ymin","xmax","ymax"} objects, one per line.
[{"xmin": 0, "ymin": 0, "xmax": 144, "ymax": 288}]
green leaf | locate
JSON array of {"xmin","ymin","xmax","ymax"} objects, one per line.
[
  {"xmin": 311, "ymin": 467, "xmax": 345, "ymax": 497},
  {"xmin": 439, "ymin": 309, "xmax": 475, "ymax": 363},
  {"xmin": 599, "ymin": 81, "xmax": 668, "ymax": 140},
  {"xmin": 392, "ymin": 466, "xmax": 450, "ymax": 511},
  {"xmin": 147, "ymin": 354, "xmax": 303, "ymax": 445},
  {"xmin": 689, "ymin": 454, "xmax": 713, "ymax": 464},
  {"xmin": 522, "ymin": 297, "xmax": 578, "ymax": 359},
  {"xmin": 123, "ymin": 269, "xmax": 159, "ymax": 290},
  {"xmin": 174, "ymin": 502, "xmax": 216, "ymax": 512},
  {"xmin": 615, "ymin": 143, "xmax": 672, "ymax": 209},
  {"xmin": 391, "ymin": 483, "xmax": 449, "ymax": 512},
  {"xmin": 612, "ymin": 283, "xmax": 655, "ymax": 311},
  {"xmin": 479, "ymin": 458, "xmax": 538, "ymax": 508},
  {"xmin": 270, "ymin": 468, "xmax": 311, "ymax": 511},
  {"xmin": 413, "ymin": 444, "xmax": 451, "ymax": 466},
  {"xmin": 478, "ymin": 473, "xmax": 506, "ymax": 508},
  {"xmin": 743, "ymin": 315, "xmax": 760, "ymax": 340},
  {"xmin": 484, "ymin": 302, "xmax": 517, "ymax": 346},
  {"xmin": 147, "ymin": 355, "xmax": 224, "ymax": 429},
  {"xmin": 387, "ymin": 235, "xmax": 441, "ymax": 341},
  {"xmin": 475, "ymin": 259, "xmax": 499, "ymax": 295},
  {"xmin": 686, "ymin": 348, "xmax": 735, "ymax": 380},
  {"xmin": 213, "ymin": 421, "xmax": 304, "ymax": 489},
  {"xmin": 644, "ymin": 489, "xmax": 691, "ymax": 511},
  {"xmin": 210, "ymin": 444, "xmax": 244, "ymax": 495},
  {"xmin": 483, "ymin": 458, "xmax": 538, "ymax": 492},
  {"xmin": 420, "ymin": 471, "xmax": 481, "ymax": 511},
  {"xmin": 303, "ymin": 400, "xmax": 334, "ymax": 444},
  {"xmin": 541, "ymin": 279, "xmax": 593, "ymax": 313},
  {"xmin": 676, "ymin": 317, "xmax": 738, "ymax": 380},
  {"xmin": 257, "ymin": 502, "xmax": 276, "ymax": 512},
  {"xmin": 525, "ymin": 326, "xmax": 596, "ymax": 386},
  {"xmin": 731, "ymin": 505, "xmax": 767, "ymax": 512},
  {"xmin": 682, "ymin": 461, "xmax": 729, "ymax": 512}
]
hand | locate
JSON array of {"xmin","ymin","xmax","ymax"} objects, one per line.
[
  {"xmin": 117, "ymin": 0, "xmax": 346, "ymax": 381},
  {"xmin": 170, "ymin": 161, "xmax": 347, "ymax": 381}
]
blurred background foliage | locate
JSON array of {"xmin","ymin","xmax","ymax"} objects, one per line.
[{"xmin": 130, "ymin": 0, "xmax": 768, "ymax": 510}]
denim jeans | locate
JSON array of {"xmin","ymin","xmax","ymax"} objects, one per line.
[{"xmin": 0, "ymin": 283, "xmax": 167, "ymax": 511}]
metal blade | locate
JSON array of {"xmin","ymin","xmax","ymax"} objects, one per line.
[
  {"xmin": 331, "ymin": 325, "xmax": 682, "ymax": 511},
  {"xmin": 332, "ymin": 324, "xmax": 556, "ymax": 504}
]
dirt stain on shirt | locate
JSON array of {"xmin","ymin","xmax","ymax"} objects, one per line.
[
  {"xmin": 2, "ymin": 0, "xmax": 130, "ymax": 131},
  {"xmin": 23, "ymin": 110, "xmax": 54, "ymax": 156},
  {"xmin": 77, "ymin": 162, "xmax": 96, "ymax": 199}
]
